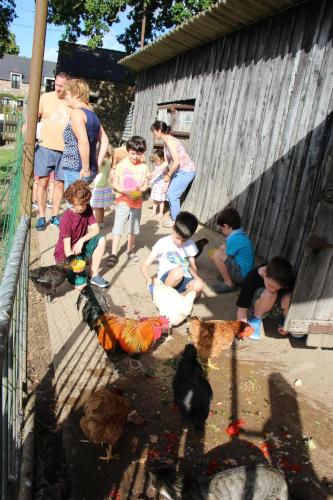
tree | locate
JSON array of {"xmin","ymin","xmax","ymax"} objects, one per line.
[
  {"xmin": 48, "ymin": 0, "xmax": 216, "ymax": 54},
  {"xmin": 6, "ymin": 32, "xmax": 19, "ymax": 55},
  {"xmin": 0, "ymin": 0, "xmax": 17, "ymax": 58}
]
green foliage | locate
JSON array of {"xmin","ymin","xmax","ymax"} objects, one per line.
[
  {"xmin": 0, "ymin": 0, "xmax": 17, "ymax": 58},
  {"xmin": 48, "ymin": 0, "xmax": 216, "ymax": 54},
  {"xmin": 6, "ymin": 32, "xmax": 19, "ymax": 54}
]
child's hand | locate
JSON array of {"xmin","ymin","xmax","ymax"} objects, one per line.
[{"xmin": 73, "ymin": 238, "xmax": 84, "ymax": 255}]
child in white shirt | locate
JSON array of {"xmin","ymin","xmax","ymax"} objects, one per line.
[{"xmin": 141, "ymin": 211, "xmax": 204, "ymax": 296}]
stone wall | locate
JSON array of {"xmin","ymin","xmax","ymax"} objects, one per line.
[
  {"xmin": 0, "ymin": 79, "xmax": 29, "ymax": 98},
  {"xmin": 87, "ymin": 79, "xmax": 135, "ymax": 146}
]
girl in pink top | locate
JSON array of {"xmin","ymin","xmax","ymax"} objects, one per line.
[{"xmin": 151, "ymin": 121, "xmax": 196, "ymax": 227}]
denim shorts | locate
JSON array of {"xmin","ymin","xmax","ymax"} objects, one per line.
[
  {"xmin": 225, "ymin": 256, "xmax": 244, "ymax": 285},
  {"xmin": 64, "ymin": 235, "xmax": 103, "ymax": 287},
  {"xmin": 112, "ymin": 203, "xmax": 141, "ymax": 236},
  {"xmin": 34, "ymin": 145, "xmax": 63, "ymax": 181},
  {"xmin": 63, "ymin": 169, "xmax": 96, "ymax": 190},
  {"xmin": 161, "ymin": 270, "xmax": 194, "ymax": 293}
]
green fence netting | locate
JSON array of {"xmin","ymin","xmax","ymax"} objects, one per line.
[{"xmin": 0, "ymin": 116, "xmax": 24, "ymax": 276}]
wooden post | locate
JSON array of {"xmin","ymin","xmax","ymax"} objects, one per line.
[
  {"xmin": 20, "ymin": 0, "xmax": 48, "ymax": 216},
  {"xmin": 140, "ymin": 2, "xmax": 147, "ymax": 49}
]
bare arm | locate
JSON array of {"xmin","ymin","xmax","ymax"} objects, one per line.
[
  {"xmin": 164, "ymin": 138, "xmax": 180, "ymax": 180},
  {"xmin": 97, "ymin": 125, "xmax": 109, "ymax": 168},
  {"xmin": 112, "ymin": 165, "xmax": 124, "ymax": 194},
  {"xmin": 140, "ymin": 166, "xmax": 149, "ymax": 192},
  {"xmin": 63, "ymin": 237, "xmax": 72, "ymax": 258},
  {"xmin": 140, "ymin": 250, "xmax": 158, "ymax": 285},
  {"xmin": 237, "ymin": 307, "xmax": 248, "ymax": 322},
  {"xmin": 71, "ymin": 109, "xmax": 90, "ymax": 175},
  {"xmin": 72, "ymin": 223, "xmax": 100, "ymax": 255},
  {"xmin": 189, "ymin": 256, "xmax": 200, "ymax": 279}
]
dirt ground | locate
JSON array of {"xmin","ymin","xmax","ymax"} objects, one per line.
[{"xmin": 27, "ymin": 206, "xmax": 333, "ymax": 500}]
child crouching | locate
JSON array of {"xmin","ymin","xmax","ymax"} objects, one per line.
[
  {"xmin": 236, "ymin": 256, "xmax": 295, "ymax": 340},
  {"xmin": 141, "ymin": 211, "xmax": 204, "ymax": 296},
  {"xmin": 54, "ymin": 180, "xmax": 109, "ymax": 290}
]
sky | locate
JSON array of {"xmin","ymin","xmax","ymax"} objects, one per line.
[{"xmin": 11, "ymin": 0, "xmax": 129, "ymax": 62}]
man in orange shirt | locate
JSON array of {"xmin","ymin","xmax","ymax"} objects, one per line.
[{"xmin": 35, "ymin": 72, "xmax": 70, "ymax": 230}]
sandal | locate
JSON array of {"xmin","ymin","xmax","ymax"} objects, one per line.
[
  {"xmin": 127, "ymin": 251, "xmax": 139, "ymax": 262},
  {"xmin": 107, "ymin": 254, "xmax": 118, "ymax": 267}
]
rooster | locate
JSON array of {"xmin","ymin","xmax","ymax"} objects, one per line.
[
  {"xmin": 80, "ymin": 387, "xmax": 130, "ymax": 462},
  {"xmin": 173, "ymin": 344, "xmax": 213, "ymax": 432},
  {"xmin": 30, "ymin": 255, "xmax": 82, "ymax": 301},
  {"xmin": 77, "ymin": 285, "xmax": 169, "ymax": 370},
  {"xmin": 153, "ymin": 278, "xmax": 196, "ymax": 326},
  {"xmin": 188, "ymin": 317, "xmax": 253, "ymax": 369}
]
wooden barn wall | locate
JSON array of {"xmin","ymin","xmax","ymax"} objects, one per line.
[{"xmin": 131, "ymin": 0, "xmax": 333, "ymax": 267}]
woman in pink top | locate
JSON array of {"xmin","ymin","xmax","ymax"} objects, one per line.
[{"xmin": 151, "ymin": 120, "xmax": 196, "ymax": 227}]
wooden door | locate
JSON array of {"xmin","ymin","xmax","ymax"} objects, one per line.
[{"xmin": 285, "ymin": 158, "xmax": 333, "ymax": 347}]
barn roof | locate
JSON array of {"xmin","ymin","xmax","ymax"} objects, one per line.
[
  {"xmin": 119, "ymin": 0, "xmax": 304, "ymax": 72},
  {"xmin": 57, "ymin": 42, "xmax": 135, "ymax": 84}
]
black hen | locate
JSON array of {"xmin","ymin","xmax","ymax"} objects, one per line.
[
  {"xmin": 194, "ymin": 238, "xmax": 209, "ymax": 259},
  {"xmin": 149, "ymin": 463, "xmax": 289, "ymax": 500},
  {"xmin": 173, "ymin": 344, "xmax": 213, "ymax": 431},
  {"xmin": 30, "ymin": 255, "xmax": 76, "ymax": 301},
  {"xmin": 76, "ymin": 284, "xmax": 109, "ymax": 330}
]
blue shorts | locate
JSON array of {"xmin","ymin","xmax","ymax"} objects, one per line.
[
  {"xmin": 161, "ymin": 270, "xmax": 194, "ymax": 293},
  {"xmin": 34, "ymin": 145, "xmax": 64, "ymax": 181},
  {"xmin": 63, "ymin": 169, "xmax": 96, "ymax": 190}
]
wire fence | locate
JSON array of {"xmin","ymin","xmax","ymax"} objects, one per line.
[
  {"xmin": 0, "ymin": 216, "xmax": 30, "ymax": 500},
  {"xmin": 0, "ymin": 116, "xmax": 24, "ymax": 277}
]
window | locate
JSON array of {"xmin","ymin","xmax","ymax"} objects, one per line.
[
  {"xmin": 45, "ymin": 78, "xmax": 55, "ymax": 92},
  {"xmin": 17, "ymin": 99, "xmax": 24, "ymax": 108},
  {"xmin": 11, "ymin": 73, "xmax": 21, "ymax": 89},
  {"xmin": 156, "ymin": 99, "xmax": 195, "ymax": 139}
]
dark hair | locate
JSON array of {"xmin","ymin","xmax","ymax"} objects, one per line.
[
  {"xmin": 153, "ymin": 149, "xmax": 165, "ymax": 160},
  {"xmin": 56, "ymin": 71, "xmax": 70, "ymax": 80},
  {"xmin": 126, "ymin": 135, "xmax": 146, "ymax": 153},
  {"xmin": 266, "ymin": 256, "xmax": 295, "ymax": 290},
  {"xmin": 217, "ymin": 207, "xmax": 241, "ymax": 229},
  {"xmin": 174, "ymin": 211, "xmax": 198, "ymax": 240},
  {"xmin": 64, "ymin": 180, "xmax": 92, "ymax": 204},
  {"xmin": 150, "ymin": 120, "xmax": 171, "ymax": 134}
]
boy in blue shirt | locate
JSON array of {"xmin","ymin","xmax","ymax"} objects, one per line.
[{"xmin": 209, "ymin": 208, "xmax": 254, "ymax": 294}]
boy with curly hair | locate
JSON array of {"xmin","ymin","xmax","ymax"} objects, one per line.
[{"xmin": 54, "ymin": 180, "xmax": 109, "ymax": 289}]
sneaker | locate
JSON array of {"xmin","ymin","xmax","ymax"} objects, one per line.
[
  {"xmin": 32, "ymin": 200, "xmax": 38, "ymax": 209},
  {"xmin": 50, "ymin": 215, "xmax": 60, "ymax": 226},
  {"xmin": 47, "ymin": 200, "xmax": 53, "ymax": 209},
  {"xmin": 90, "ymin": 275, "xmax": 110, "ymax": 288},
  {"xmin": 213, "ymin": 282, "xmax": 237, "ymax": 294},
  {"xmin": 248, "ymin": 317, "xmax": 263, "ymax": 340},
  {"xmin": 36, "ymin": 217, "xmax": 46, "ymax": 231}
]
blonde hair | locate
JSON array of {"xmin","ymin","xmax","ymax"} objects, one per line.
[{"xmin": 64, "ymin": 78, "xmax": 90, "ymax": 104}]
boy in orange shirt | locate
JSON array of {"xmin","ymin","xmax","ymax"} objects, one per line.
[{"xmin": 107, "ymin": 136, "xmax": 149, "ymax": 267}]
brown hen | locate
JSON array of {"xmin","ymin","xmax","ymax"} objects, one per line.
[
  {"xmin": 80, "ymin": 387, "xmax": 130, "ymax": 461},
  {"xmin": 188, "ymin": 317, "xmax": 253, "ymax": 369}
]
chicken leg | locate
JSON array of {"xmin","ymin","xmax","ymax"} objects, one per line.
[{"xmin": 99, "ymin": 444, "xmax": 118, "ymax": 462}]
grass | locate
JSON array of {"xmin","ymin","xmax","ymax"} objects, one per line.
[{"xmin": 0, "ymin": 148, "xmax": 15, "ymax": 168}]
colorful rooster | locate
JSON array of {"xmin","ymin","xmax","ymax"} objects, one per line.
[{"xmin": 77, "ymin": 286, "xmax": 169, "ymax": 366}]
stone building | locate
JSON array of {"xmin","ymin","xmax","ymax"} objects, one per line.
[
  {"xmin": 57, "ymin": 42, "xmax": 135, "ymax": 145},
  {"xmin": 0, "ymin": 54, "xmax": 56, "ymax": 109}
]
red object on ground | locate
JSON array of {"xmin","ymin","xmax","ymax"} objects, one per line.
[
  {"xmin": 279, "ymin": 457, "xmax": 302, "ymax": 472},
  {"xmin": 226, "ymin": 419, "xmax": 246, "ymax": 437},
  {"xmin": 259, "ymin": 441, "xmax": 272, "ymax": 459}
]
